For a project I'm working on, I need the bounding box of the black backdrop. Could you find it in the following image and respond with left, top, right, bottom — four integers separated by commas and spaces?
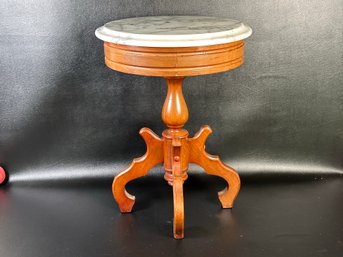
0, 1, 343, 257
1, 0, 342, 182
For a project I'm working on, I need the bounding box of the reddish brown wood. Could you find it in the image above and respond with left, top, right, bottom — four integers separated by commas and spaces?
172, 156, 185, 239
188, 126, 240, 208
104, 41, 244, 77
107, 41, 244, 239
112, 128, 163, 212
162, 77, 189, 128
112, 78, 241, 239
162, 128, 189, 187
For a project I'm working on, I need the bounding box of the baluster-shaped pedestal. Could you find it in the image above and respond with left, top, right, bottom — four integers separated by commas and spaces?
112, 77, 240, 239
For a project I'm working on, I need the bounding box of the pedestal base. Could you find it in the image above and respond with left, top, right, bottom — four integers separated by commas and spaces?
112, 125, 240, 239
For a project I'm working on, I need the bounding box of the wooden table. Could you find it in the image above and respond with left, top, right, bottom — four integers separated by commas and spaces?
95, 16, 252, 239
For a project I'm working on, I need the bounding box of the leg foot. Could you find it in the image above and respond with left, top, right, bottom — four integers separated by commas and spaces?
189, 126, 241, 208
112, 128, 163, 212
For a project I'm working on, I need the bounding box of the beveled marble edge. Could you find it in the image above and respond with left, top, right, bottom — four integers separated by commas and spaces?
95, 22, 252, 47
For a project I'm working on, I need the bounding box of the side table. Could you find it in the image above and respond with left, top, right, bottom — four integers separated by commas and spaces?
95, 16, 252, 239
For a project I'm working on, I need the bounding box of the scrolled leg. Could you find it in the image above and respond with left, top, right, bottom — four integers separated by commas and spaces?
189, 125, 241, 208
112, 128, 164, 212
172, 154, 185, 239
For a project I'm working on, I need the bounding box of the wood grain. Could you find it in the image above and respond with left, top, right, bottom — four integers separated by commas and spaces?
188, 126, 240, 208
112, 128, 163, 212
106, 40, 244, 239
162, 77, 189, 128
104, 41, 244, 77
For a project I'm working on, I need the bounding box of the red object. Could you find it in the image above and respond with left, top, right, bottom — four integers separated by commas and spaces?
0, 167, 6, 185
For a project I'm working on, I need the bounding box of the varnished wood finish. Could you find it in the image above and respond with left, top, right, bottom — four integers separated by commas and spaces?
104, 41, 244, 77
172, 157, 185, 239
112, 128, 163, 212
188, 126, 240, 208
162, 128, 189, 186
162, 77, 189, 239
162, 77, 189, 128
107, 41, 244, 239
112, 78, 241, 239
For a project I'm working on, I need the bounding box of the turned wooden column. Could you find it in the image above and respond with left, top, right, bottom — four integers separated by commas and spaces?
162, 77, 189, 239
95, 15, 252, 239
162, 77, 189, 185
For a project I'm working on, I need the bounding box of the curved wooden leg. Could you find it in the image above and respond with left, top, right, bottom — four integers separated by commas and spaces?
112, 127, 164, 213
172, 156, 185, 239
188, 125, 241, 208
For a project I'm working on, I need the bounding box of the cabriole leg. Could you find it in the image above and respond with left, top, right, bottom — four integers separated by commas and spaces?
188, 125, 241, 208
112, 128, 163, 212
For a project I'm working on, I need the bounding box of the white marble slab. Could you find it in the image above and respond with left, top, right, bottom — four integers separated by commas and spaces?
95, 16, 252, 47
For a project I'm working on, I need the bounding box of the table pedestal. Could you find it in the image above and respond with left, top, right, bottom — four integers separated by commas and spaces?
113, 77, 240, 239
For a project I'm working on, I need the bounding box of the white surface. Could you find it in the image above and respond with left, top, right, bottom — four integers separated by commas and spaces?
95, 16, 252, 47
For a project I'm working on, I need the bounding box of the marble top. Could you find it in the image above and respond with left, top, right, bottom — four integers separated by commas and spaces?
95, 16, 252, 47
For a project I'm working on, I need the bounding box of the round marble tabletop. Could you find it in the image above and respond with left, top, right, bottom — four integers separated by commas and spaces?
95, 16, 252, 47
